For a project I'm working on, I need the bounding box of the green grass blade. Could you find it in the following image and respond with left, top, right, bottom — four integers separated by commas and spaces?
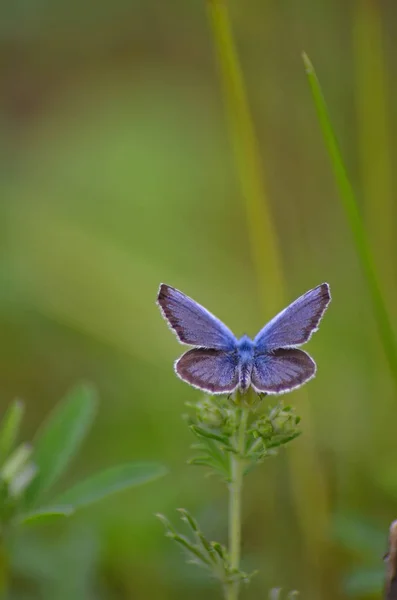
0, 400, 24, 466
15, 505, 74, 525
24, 383, 97, 507
53, 462, 167, 510
302, 52, 397, 383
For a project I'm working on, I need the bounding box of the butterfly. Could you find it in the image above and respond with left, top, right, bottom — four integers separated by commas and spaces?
157, 282, 331, 395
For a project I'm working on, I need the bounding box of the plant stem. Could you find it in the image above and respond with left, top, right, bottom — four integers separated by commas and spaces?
226, 403, 248, 600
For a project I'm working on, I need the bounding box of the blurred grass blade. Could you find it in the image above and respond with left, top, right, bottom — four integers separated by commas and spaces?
207, 0, 284, 314
25, 384, 97, 507
0, 400, 24, 466
302, 52, 397, 384
54, 462, 167, 509
15, 505, 74, 525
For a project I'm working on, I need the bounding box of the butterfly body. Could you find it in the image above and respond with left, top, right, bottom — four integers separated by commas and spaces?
157, 282, 331, 395
236, 335, 255, 392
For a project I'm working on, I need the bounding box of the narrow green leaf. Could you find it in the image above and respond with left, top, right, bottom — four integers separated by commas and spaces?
172, 535, 212, 566
15, 505, 74, 525
54, 462, 167, 509
303, 52, 397, 385
0, 400, 24, 465
197, 531, 217, 561
25, 383, 97, 507
212, 542, 226, 560
190, 425, 229, 444
187, 458, 216, 467
177, 508, 200, 533
156, 513, 178, 535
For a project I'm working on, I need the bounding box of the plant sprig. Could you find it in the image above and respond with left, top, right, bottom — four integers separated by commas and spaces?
157, 508, 256, 589
0, 384, 167, 593
186, 395, 301, 481
160, 392, 301, 598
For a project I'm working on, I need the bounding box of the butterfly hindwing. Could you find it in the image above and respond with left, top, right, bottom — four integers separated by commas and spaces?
157, 284, 237, 350
254, 283, 331, 351
175, 348, 239, 394
251, 348, 316, 394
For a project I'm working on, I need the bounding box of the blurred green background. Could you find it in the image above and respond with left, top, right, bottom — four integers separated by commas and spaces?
0, 0, 396, 598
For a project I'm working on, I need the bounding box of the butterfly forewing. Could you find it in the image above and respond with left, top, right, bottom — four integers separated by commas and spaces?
251, 348, 316, 394
157, 284, 237, 350
175, 348, 239, 394
254, 283, 331, 351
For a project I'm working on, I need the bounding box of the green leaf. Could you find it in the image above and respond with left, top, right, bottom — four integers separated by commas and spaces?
24, 383, 97, 507
54, 462, 167, 509
0, 399, 24, 465
178, 508, 200, 533
170, 534, 212, 566
190, 425, 229, 445
156, 513, 178, 535
15, 505, 74, 525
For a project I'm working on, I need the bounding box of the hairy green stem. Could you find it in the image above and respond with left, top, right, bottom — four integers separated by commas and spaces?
226, 403, 248, 600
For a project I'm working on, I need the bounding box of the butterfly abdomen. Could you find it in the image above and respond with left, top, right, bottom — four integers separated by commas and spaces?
238, 363, 252, 392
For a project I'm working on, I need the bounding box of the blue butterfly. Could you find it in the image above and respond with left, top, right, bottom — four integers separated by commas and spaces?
157, 283, 331, 395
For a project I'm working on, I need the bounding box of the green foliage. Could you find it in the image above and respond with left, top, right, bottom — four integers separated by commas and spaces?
186, 396, 301, 481
55, 462, 167, 509
161, 393, 301, 598
0, 383, 167, 581
157, 509, 256, 589
24, 384, 98, 507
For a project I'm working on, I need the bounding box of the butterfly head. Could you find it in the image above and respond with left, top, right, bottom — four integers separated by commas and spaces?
236, 335, 254, 355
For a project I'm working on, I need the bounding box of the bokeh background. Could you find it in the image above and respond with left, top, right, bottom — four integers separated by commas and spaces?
1, 0, 396, 598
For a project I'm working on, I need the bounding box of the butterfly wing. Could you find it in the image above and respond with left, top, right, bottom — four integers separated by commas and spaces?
175, 348, 239, 394
254, 283, 331, 351
157, 284, 236, 350
251, 348, 316, 394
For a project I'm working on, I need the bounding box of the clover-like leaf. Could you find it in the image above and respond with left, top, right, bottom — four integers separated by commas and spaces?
53, 462, 167, 510
24, 384, 97, 507
15, 505, 74, 525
